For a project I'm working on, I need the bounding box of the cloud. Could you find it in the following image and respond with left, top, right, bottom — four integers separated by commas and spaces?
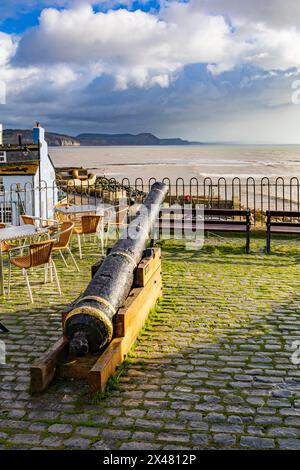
1, 61, 298, 144
0, 32, 17, 66
201, 0, 300, 30
8, 0, 300, 93
240, 24, 300, 72
12, 2, 248, 89
1, 1, 300, 142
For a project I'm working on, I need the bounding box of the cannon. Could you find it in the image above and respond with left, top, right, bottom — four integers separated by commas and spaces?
65, 182, 168, 356
30, 182, 168, 393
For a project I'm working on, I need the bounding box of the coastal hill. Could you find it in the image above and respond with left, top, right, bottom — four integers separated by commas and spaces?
3, 129, 80, 147
3, 129, 199, 146
76, 132, 192, 146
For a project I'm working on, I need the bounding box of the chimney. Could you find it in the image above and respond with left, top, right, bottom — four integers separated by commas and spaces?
33, 121, 45, 145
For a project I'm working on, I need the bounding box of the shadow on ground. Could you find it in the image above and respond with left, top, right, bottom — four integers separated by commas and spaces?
0, 236, 300, 450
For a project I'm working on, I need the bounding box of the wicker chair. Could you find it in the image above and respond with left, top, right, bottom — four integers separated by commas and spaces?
21, 214, 57, 229
52, 221, 80, 272
20, 215, 35, 226
8, 240, 61, 303
54, 202, 71, 223
73, 214, 103, 259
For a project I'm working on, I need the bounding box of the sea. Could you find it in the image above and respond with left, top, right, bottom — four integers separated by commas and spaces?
50, 145, 300, 183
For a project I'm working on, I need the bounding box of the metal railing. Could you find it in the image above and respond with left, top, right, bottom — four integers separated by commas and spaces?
1, 176, 300, 225
119, 176, 300, 225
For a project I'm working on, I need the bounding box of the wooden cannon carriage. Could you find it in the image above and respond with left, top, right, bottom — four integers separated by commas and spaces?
30, 248, 161, 394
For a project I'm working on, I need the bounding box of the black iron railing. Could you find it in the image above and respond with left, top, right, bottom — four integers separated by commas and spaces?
120, 177, 300, 225
1, 176, 300, 225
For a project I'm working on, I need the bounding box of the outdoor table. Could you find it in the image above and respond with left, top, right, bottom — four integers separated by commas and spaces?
54, 204, 112, 216
0, 225, 49, 297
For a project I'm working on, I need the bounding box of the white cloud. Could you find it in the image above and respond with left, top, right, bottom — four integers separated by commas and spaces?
201, 0, 300, 30
0, 32, 17, 66
2, 0, 300, 143
6, 0, 300, 95
242, 24, 300, 71
12, 2, 247, 89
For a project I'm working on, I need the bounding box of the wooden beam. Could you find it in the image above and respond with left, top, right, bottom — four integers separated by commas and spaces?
114, 265, 162, 342
89, 264, 161, 393
88, 338, 122, 394
58, 354, 99, 379
30, 337, 68, 393
134, 248, 161, 287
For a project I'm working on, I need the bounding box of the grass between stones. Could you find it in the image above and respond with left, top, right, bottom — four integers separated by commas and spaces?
1, 233, 300, 449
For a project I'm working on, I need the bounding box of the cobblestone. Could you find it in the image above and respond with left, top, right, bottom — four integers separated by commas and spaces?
240, 436, 276, 449
48, 424, 73, 434
1, 237, 300, 449
63, 438, 92, 449
278, 439, 300, 450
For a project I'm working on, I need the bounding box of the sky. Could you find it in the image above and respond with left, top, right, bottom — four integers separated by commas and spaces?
1, 0, 300, 143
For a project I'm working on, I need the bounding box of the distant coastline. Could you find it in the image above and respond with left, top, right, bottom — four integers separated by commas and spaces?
3, 129, 205, 147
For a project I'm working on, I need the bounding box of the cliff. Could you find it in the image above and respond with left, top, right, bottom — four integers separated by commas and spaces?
3, 129, 80, 147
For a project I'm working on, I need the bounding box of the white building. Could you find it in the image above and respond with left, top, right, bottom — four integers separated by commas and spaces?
0, 123, 58, 224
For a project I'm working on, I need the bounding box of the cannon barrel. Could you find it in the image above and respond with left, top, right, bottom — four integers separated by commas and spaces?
65, 182, 168, 356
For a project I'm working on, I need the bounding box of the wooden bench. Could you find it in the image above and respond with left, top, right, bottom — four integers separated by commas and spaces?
156, 208, 251, 253
266, 210, 300, 253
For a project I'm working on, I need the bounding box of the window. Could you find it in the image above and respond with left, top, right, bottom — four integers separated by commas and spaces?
0, 204, 12, 223
0, 151, 6, 163
0, 177, 3, 194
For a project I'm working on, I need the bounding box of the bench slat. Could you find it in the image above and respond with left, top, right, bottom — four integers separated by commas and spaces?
204, 209, 249, 217
159, 208, 249, 217
270, 222, 300, 227
268, 210, 300, 218
156, 222, 248, 232
204, 224, 248, 232
270, 226, 300, 234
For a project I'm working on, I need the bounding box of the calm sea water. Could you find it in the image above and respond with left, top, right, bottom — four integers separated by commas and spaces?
50, 145, 300, 182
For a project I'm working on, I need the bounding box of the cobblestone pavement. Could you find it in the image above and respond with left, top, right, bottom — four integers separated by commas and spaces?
0, 236, 300, 450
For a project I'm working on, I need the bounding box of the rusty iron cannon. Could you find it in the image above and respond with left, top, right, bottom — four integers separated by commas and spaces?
31, 182, 168, 393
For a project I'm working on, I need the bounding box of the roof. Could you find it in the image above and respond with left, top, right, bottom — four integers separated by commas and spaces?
0, 162, 39, 176
0, 145, 39, 163
0, 144, 39, 175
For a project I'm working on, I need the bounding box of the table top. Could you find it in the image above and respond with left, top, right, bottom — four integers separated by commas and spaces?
0, 225, 48, 242
54, 203, 113, 215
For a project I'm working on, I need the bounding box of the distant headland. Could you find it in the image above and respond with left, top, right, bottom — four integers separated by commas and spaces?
3, 129, 204, 147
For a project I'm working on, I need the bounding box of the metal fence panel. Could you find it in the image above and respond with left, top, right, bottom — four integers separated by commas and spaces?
1, 177, 300, 225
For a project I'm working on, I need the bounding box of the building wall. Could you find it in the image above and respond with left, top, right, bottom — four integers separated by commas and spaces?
0, 174, 35, 224
33, 125, 58, 221
0, 125, 58, 224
